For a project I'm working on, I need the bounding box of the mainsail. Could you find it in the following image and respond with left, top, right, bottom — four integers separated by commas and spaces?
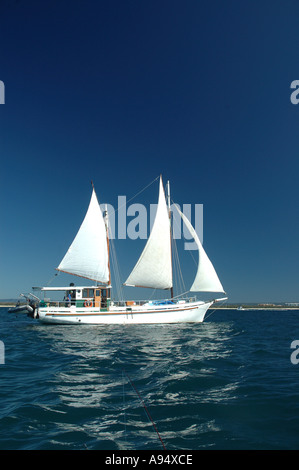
124, 176, 172, 289
56, 188, 110, 283
174, 204, 225, 293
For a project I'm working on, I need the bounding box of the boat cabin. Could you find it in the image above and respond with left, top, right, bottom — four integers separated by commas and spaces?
73, 286, 111, 308
37, 285, 111, 309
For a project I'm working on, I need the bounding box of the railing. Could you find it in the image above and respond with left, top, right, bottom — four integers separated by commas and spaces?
38, 296, 198, 308
106, 297, 198, 307
39, 299, 106, 308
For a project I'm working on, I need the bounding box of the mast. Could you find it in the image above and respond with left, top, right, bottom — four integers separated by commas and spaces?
104, 203, 111, 286
166, 180, 174, 299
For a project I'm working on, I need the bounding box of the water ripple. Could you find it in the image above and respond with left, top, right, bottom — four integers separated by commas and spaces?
1, 309, 299, 449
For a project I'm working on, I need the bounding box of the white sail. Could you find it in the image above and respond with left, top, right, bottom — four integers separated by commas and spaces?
57, 188, 109, 283
175, 205, 225, 293
124, 177, 172, 289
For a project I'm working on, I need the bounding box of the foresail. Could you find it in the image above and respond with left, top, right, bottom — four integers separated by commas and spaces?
175, 205, 225, 293
124, 176, 172, 289
57, 188, 110, 283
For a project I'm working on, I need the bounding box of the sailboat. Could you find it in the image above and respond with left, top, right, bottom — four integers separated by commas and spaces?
23, 176, 227, 324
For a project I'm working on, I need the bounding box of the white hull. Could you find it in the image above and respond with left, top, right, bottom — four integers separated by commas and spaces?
37, 300, 213, 325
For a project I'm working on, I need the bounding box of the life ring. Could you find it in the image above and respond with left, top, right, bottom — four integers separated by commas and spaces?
84, 300, 92, 307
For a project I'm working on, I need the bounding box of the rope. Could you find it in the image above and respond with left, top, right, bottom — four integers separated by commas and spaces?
171, 236, 186, 296
204, 298, 228, 320
45, 271, 60, 286
123, 370, 166, 450
108, 225, 124, 302
112, 175, 160, 215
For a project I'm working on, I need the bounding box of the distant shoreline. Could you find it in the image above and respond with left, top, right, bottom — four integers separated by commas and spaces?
0, 303, 19, 307
1, 302, 299, 311
212, 306, 299, 311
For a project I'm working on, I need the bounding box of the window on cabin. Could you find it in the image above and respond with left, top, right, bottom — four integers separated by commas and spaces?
83, 288, 94, 298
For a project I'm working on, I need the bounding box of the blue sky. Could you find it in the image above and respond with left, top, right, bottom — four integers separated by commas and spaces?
0, 0, 299, 302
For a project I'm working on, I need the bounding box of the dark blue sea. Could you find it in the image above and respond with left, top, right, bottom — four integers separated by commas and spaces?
1, 307, 299, 451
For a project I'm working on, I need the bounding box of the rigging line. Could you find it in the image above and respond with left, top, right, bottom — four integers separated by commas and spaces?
172, 290, 191, 299
45, 271, 60, 286
123, 370, 167, 451
172, 201, 199, 268
172, 235, 186, 295
110, 175, 160, 215
171, 204, 188, 295
108, 225, 124, 301
204, 298, 227, 321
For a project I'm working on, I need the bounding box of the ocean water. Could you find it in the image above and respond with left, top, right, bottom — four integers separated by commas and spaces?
0, 307, 299, 451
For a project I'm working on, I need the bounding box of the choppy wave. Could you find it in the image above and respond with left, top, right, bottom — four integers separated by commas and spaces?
1, 308, 299, 449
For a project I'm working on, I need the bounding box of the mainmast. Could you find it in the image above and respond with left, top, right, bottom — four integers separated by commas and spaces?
103, 203, 111, 286
166, 180, 174, 299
